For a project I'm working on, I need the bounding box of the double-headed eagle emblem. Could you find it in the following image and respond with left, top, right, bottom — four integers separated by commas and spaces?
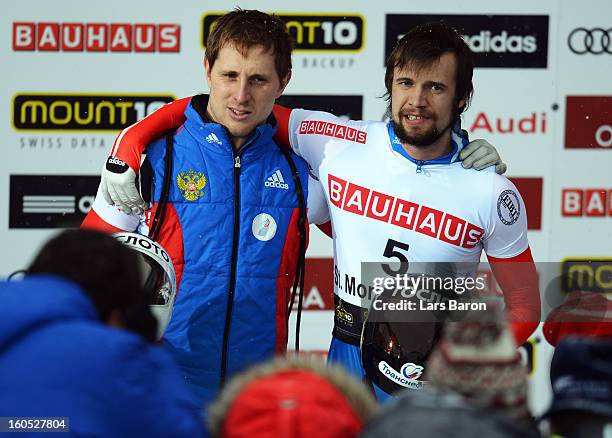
176, 170, 206, 201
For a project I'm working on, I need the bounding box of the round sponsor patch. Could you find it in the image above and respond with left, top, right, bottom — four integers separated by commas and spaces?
252, 213, 277, 241
497, 190, 520, 225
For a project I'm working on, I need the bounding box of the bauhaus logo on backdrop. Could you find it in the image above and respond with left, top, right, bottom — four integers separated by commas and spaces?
9, 175, 99, 228
561, 189, 612, 217
12, 22, 180, 52
13, 94, 175, 131
565, 96, 612, 149
384, 14, 549, 68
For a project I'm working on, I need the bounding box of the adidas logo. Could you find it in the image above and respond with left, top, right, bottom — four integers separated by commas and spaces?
206, 132, 222, 145
265, 170, 289, 190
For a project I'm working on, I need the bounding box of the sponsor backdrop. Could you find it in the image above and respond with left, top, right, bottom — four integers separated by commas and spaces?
2, 0, 610, 415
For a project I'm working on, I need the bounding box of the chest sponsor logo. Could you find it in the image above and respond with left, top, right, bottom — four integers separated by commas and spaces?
265, 170, 289, 190
561, 188, 612, 217
252, 213, 277, 242
13, 22, 180, 52
385, 14, 548, 68
299, 120, 367, 144
13, 94, 174, 131
565, 96, 612, 149
9, 175, 98, 228
176, 170, 206, 201
327, 174, 485, 248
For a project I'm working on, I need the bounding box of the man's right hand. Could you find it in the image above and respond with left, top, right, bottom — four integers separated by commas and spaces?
100, 157, 146, 215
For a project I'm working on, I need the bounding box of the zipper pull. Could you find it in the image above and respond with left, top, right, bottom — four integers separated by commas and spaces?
234, 156, 241, 168
416, 160, 424, 173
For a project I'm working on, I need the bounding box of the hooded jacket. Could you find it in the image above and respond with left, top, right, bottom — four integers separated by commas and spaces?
0, 275, 205, 438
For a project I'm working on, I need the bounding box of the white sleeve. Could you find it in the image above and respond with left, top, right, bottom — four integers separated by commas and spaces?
287, 109, 366, 178
90, 186, 142, 231
483, 175, 529, 258
306, 176, 330, 225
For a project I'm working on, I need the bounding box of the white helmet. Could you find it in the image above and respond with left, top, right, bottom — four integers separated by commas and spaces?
113, 232, 176, 340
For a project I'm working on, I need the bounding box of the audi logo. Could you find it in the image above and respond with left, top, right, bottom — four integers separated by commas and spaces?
568, 28, 612, 54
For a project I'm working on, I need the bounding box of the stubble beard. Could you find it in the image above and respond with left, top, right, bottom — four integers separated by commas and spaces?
392, 115, 452, 148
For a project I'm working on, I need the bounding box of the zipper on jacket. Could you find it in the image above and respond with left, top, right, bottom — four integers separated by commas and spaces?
416, 160, 424, 173
220, 155, 242, 385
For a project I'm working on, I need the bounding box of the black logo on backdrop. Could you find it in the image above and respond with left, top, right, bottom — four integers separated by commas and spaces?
203, 14, 364, 51
568, 28, 612, 54
384, 14, 549, 68
10, 175, 99, 228
13, 94, 174, 130
277, 95, 363, 120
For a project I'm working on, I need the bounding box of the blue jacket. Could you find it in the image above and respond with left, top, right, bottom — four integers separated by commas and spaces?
144, 95, 310, 406
0, 276, 205, 437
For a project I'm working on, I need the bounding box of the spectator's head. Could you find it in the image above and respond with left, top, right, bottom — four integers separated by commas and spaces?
204, 9, 293, 148
208, 355, 378, 438
543, 337, 612, 437
384, 21, 474, 147
425, 300, 530, 419
27, 229, 157, 340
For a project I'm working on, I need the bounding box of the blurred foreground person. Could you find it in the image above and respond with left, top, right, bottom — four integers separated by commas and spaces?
541, 337, 612, 438
360, 301, 539, 437
0, 229, 205, 437
208, 355, 378, 438
543, 290, 612, 346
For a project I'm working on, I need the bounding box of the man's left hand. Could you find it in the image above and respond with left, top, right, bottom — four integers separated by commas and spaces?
460, 139, 507, 174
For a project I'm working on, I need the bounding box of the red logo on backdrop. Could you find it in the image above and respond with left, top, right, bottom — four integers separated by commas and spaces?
468, 112, 547, 135
565, 96, 612, 149
12, 22, 180, 52
302, 258, 334, 310
509, 177, 543, 230
562, 188, 612, 217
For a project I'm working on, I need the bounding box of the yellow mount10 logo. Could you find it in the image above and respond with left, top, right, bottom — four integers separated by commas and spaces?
202, 13, 364, 51
561, 258, 612, 294
13, 94, 175, 131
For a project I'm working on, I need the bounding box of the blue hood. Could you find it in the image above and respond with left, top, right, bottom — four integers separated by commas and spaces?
0, 275, 98, 352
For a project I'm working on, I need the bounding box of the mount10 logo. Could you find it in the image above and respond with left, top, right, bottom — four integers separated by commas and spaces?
202, 13, 364, 51
13, 94, 174, 131
385, 14, 549, 68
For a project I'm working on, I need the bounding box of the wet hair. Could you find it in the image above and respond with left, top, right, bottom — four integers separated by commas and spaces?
27, 229, 157, 340
205, 8, 294, 81
384, 21, 474, 120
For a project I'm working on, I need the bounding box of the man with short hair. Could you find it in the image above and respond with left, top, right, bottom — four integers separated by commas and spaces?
0, 230, 205, 437
84, 9, 321, 407
84, 15, 512, 393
